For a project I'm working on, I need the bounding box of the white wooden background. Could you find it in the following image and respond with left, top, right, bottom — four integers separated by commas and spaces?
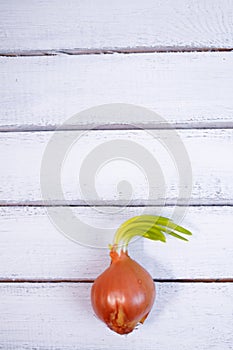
0, 1, 233, 349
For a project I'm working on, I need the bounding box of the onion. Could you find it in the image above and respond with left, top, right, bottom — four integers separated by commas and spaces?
91, 249, 155, 334
91, 215, 192, 334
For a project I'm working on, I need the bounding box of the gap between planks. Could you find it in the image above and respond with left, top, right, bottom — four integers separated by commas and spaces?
1, 124, 233, 133
0, 278, 232, 283
1, 203, 233, 207
0, 46, 232, 57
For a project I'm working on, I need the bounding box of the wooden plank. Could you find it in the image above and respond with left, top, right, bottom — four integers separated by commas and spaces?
0, 129, 232, 205
1, 206, 233, 280
0, 52, 233, 130
0, 282, 232, 349
0, 0, 232, 52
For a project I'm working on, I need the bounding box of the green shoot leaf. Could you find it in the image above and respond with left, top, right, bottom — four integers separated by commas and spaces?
112, 215, 192, 250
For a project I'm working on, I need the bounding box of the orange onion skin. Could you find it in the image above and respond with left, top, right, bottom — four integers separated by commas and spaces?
91, 250, 155, 335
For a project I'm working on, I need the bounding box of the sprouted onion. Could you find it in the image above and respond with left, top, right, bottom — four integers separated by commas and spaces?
91, 215, 192, 335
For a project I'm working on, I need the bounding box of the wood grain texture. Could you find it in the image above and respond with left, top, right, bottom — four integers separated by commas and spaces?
1, 2, 232, 348
1, 206, 233, 280
0, 129, 233, 205
0, 282, 232, 349
0, 0, 232, 52
0, 52, 233, 130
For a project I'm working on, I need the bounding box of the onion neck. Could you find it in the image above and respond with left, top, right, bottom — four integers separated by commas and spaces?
109, 248, 129, 262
